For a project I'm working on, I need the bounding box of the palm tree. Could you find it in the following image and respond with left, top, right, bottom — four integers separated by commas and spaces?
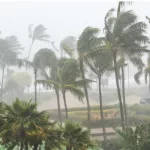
77, 27, 99, 128
33, 49, 63, 124
37, 58, 87, 120
61, 120, 94, 150
19, 48, 56, 102
103, 6, 149, 129
28, 24, 49, 60
0, 36, 22, 101
86, 43, 113, 141
0, 98, 54, 150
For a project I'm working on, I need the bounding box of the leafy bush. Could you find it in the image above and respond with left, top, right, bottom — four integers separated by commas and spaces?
100, 136, 123, 150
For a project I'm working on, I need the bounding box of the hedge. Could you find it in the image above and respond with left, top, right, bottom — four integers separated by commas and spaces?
82, 116, 150, 128
61, 105, 119, 112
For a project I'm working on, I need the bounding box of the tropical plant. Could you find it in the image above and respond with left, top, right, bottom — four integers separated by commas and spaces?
19, 48, 56, 102
103, 4, 149, 129
61, 120, 94, 150
37, 58, 87, 119
86, 41, 113, 141
28, 24, 49, 60
0, 36, 22, 101
100, 136, 124, 150
77, 27, 99, 128
115, 122, 150, 150
0, 98, 55, 150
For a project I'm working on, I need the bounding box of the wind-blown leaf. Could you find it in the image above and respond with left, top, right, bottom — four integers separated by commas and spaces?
134, 70, 142, 84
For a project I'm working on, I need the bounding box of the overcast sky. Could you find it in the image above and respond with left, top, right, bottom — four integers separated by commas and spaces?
0, 1, 149, 59
0, 0, 149, 85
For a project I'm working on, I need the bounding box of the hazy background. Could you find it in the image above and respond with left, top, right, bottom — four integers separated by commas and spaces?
0, 0, 149, 87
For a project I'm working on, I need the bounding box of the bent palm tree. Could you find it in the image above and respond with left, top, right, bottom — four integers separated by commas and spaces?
19, 48, 56, 102
86, 41, 113, 141
104, 7, 149, 129
77, 27, 99, 128
37, 58, 88, 119
28, 24, 49, 60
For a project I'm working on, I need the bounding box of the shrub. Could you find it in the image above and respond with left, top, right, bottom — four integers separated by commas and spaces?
100, 136, 124, 150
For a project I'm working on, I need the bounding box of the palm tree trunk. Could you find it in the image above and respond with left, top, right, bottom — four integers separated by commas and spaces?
98, 74, 106, 141
149, 74, 150, 92
55, 88, 62, 124
80, 60, 91, 128
27, 40, 34, 60
34, 70, 37, 103
121, 66, 128, 126
33, 144, 38, 150
20, 141, 24, 150
128, 62, 130, 89
25, 141, 28, 150
0, 66, 4, 101
62, 90, 68, 119
113, 51, 125, 130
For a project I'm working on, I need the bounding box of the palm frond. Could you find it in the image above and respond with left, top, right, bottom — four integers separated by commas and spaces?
134, 70, 142, 84
114, 10, 137, 38
32, 24, 50, 42
146, 16, 150, 23
144, 69, 148, 84
36, 79, 59, 88
64, 85, 84, 101
60, 36, 76, 57
130, 56, 145, 70
117, 1, 132, 16
77, 27, 99, 54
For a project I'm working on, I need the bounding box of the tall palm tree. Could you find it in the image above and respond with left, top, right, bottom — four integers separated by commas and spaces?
115, 1, 145, 126
33, 49, 62, 124
104, 7, 149, 129
37, 58, 88, 119
19, 48, 56, 102
0, 36, 22, 101
77, 27, 99, 128
28, 24, 49, 60
86, 44, 113, 141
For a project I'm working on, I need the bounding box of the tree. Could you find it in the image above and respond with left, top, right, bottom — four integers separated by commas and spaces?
28, 24, 49, 60
115, 122, 150, 150
61, 120, 94, 150
104, 6, 149, 129
0, 98, 54, 150
19, 48, 56, 102
0, 36, 22, 101
86, 42, 113, 141
77, 27, 99, 128
37, 58, 87, 119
